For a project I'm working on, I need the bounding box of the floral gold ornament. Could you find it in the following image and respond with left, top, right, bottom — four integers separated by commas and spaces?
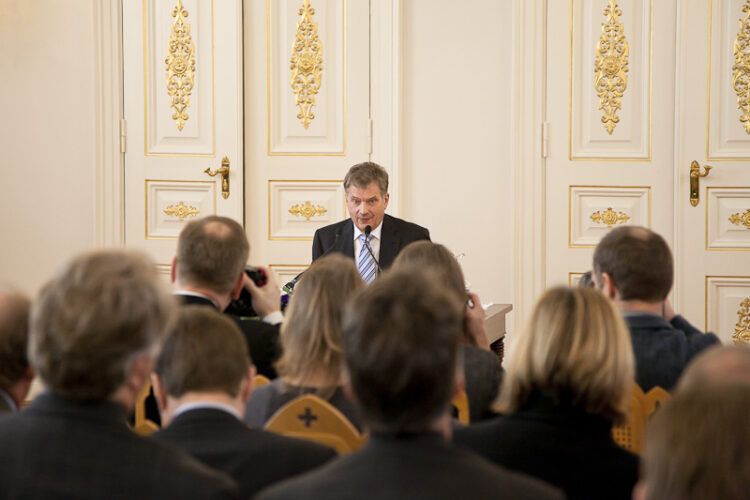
728, 208, 750, 229
590, 207, 630, 228
733, 297, 750, 344
163, 201, 199, 221
594, 0, 629, 135
290, 0, 323, 129
165, 0, 196, 131
289, 201, 327, 221
733, 0, 750, 134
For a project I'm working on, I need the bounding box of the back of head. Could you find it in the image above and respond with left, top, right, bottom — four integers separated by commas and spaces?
498, 286, 634, 424
176, 215, 249, 294
155, 306, 250, 397
276, 254, 363, 386
391, 241, 466, 301
0, 289, 31, 391
344, 161, 389, 196
642, 383, 750, 500
342, 268, 462, 434
30, 250, 175, 402
593, 226, 673, 302
677, 346, 750, 391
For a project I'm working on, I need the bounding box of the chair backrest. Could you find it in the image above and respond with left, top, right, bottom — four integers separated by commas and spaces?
253, 374, 271, 387
133, 381, 160, 436
612, 382, 671, 454
452, 389, 470, 425
264, 394, 366, 454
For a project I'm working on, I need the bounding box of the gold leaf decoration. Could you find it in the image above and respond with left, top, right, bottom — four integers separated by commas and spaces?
594, 0, 629, 134
289, 201, 327, 221
163, 201, 199, 221
590, 207, 630, 228
733, 1, 750, 134
729, 209, 750, 229
290, 0, 323, 129
165, 0, 196, 131
733, 297, 750, 344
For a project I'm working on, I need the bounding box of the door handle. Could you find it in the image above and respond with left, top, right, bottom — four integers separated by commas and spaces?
205, 156, 230, 199
689, 160, 712, 207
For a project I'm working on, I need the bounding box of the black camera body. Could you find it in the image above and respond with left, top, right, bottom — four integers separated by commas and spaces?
225, 266, 267, 318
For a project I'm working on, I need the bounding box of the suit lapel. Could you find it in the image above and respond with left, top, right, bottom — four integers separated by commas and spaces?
379, 215, 399, 269
339, 220, 355, 259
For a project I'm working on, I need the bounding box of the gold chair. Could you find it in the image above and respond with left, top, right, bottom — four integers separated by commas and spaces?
133, 381, 160, 436
264, 394, 366, 455
612, 383, 671, 454
253, 374, 271, 387
452, 389, 470, 425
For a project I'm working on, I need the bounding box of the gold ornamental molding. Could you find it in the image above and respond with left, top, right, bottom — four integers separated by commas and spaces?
733, 297, 750, 344
290, 0, 323, 130
729, 208, 750, 229
594, 0, 629, 135
163, 201, 199, 221
165, 0, 196, 131
590, 207, 630, 228
733, 1, 750, 134
289, 201, 327, 221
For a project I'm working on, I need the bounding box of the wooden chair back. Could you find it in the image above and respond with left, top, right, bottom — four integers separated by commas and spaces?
133, 381, 160, 436
253, 374, 271, 387
612, 382, 671, 454
452, 389, 470, 425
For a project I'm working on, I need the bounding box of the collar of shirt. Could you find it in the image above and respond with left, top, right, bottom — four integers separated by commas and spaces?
0, 389, 17, 412
353, 220, 383, 263
172, 401, 241, 421
173, 290, 220, 309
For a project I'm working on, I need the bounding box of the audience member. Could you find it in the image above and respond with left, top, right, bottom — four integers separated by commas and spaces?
577, 271, 595, 288
391, 241, 502, 422
0, 250, 237, 499
593, 226, 720, 391
0, 289, 33, 413
676, 345, 750, 390
635, 383, 750, 500
455, 287, 638, 500
256, 269, 563, 500
151, 306, 336, 498
245, 254, 364, 430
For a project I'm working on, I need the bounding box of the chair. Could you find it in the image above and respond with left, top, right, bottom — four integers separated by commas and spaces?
264, 394, 366, 454
253, 374, 271, 387
133, 381, 160, 436
612, 383, 671, 454
452, 389, 470, 425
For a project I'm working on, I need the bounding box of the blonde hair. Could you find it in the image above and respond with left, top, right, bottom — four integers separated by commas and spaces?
275, 254, 363, 387
497, 286, 634, 424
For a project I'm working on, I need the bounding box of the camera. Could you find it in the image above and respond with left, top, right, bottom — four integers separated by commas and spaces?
225, 266, 267, 318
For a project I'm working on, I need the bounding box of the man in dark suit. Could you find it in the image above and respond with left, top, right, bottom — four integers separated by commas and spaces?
151, 306, 336, 498
0, 289, 33, 414
593, 226, 720, 391
0, 250, 237, 499
256, 269, 563, 500
312, 162, 430, 282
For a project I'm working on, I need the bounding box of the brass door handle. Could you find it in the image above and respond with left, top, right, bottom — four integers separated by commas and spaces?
205, 156, 230, 199
689, 160, 712, 207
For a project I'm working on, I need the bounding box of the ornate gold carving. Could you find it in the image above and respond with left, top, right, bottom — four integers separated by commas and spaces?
590, 207, 630, 228
165, 0, 196, 131
290, 0, 323, 129
733, 298, 750, 344
594, 0, 629, 135
289, 201, 327, 221
163, 201, 199, 221
729, 209, 750, 229
733, 1, 750, 134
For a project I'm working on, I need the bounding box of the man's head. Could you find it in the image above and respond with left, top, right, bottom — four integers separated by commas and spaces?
638, 383, 750, 500
341, 268, 463, 434
0, 289, 33, 407
344, 162, 390, 233
677, 346, 750, 391
593, 226, 673, 303
29, 250, 175, 406
174, 215, 249, 296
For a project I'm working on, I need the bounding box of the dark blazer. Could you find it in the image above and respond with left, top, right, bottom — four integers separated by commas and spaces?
256, 433, 564, 500
462, 344, 503, 423
311, 214, 430, 269
625, 313, 721, 391
454, 393, 639, 500
0, 393, 237, 499
152, 408, 335, 498
0, 389, 16, 414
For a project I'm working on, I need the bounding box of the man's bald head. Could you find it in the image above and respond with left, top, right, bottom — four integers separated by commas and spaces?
677, 346, 750, 391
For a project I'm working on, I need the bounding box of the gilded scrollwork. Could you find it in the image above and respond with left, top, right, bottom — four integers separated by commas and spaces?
165, 0, 196, 131
729, 208, 750, 229
290, 0, 323, 129
163, 201, 199, 221
590, 207, 630, 228
594, 0, 629, 135
733, 297, 750, 344
733, 1, 750, 134
289, 201, 327, 221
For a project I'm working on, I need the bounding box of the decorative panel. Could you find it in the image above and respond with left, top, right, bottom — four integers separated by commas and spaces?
570, 0, 651, 159
146, 180, 216, 239
144, 0, 215, 156
269, 180, 345, 240
706, 276, 750, 344
707, 0, 750, 160
706, 187, 750, 249
270, 264, 309, 288
569, 272, 585, 287
268, 0, 346, 155
569, 186, 651, 247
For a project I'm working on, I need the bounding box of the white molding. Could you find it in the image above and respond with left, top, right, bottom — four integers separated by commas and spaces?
93, 0, 124, 248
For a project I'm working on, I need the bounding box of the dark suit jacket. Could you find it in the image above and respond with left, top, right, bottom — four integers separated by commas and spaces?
454, 393, 639, 500
151, 408, 335, 498
462, 344, 503, 423
256, 433, 564, 500
0, 389, 16, 414
0, 393, 237, 499
311, 214, 430, 270
625, 313, 721, 391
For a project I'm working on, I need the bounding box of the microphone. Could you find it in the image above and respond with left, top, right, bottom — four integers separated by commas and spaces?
363, 225, 382, 275
286, 229, 342, 291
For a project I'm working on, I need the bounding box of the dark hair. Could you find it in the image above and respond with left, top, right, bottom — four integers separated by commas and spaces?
577, 271, 596, 288
593, 226, 673, 302
342, 268, 462, 433
176, 215, 249, 294
343, 162, 389, 197
155, 306, 250, 398
0, 291, 31, 389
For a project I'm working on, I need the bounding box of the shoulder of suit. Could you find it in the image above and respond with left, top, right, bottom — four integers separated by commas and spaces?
384, 214, 429, 234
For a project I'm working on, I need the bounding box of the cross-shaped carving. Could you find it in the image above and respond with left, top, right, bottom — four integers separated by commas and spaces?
297, 407, 318, 428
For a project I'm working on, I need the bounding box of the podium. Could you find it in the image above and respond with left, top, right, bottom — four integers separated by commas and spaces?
485, 303, 512, 364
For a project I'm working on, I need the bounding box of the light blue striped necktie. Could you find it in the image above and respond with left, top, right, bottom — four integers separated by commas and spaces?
358, 233, 377, 284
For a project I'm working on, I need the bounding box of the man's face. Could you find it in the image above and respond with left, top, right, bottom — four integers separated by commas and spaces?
346, 182, 389, 233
